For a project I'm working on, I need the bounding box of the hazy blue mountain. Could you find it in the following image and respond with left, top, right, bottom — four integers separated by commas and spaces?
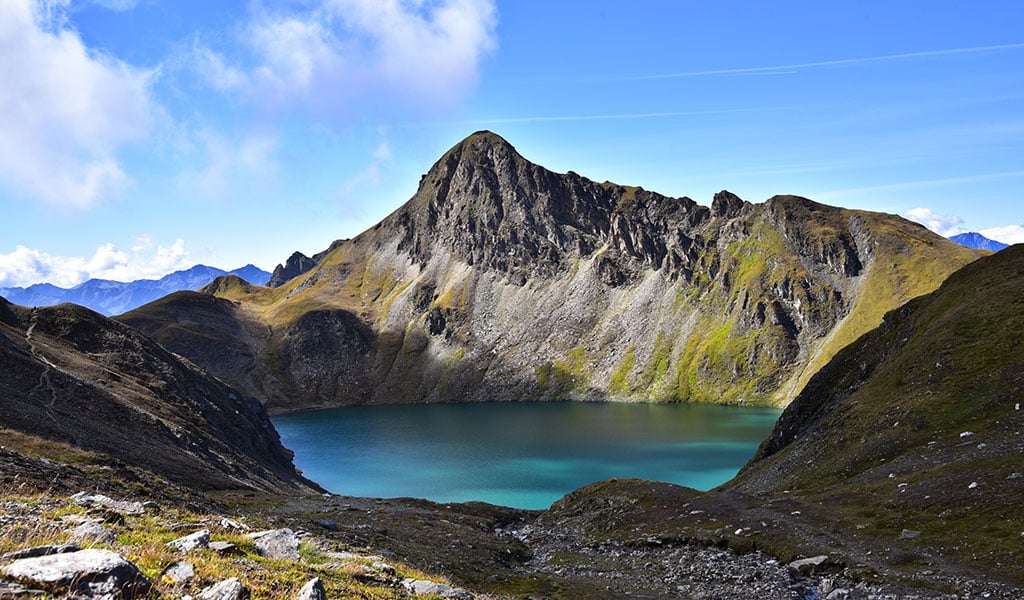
0, 264, 270, 316
949, 232, 1009, 251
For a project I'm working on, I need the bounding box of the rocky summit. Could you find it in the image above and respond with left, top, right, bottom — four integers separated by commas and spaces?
122, 131, 979, 413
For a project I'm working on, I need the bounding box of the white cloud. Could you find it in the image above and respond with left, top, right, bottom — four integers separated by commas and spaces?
903, 207, 965, 237
0, 238, 193, 288
904, 207, 1024, 246
978, 224, 1024, 245
0, 0, 156, 209
193, 0, 496, 117
183, 131, 278, 198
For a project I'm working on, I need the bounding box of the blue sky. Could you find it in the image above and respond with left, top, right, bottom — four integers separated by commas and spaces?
1, 0, 1023, 287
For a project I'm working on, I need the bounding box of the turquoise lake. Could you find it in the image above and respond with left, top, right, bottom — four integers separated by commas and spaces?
273, 401, 781, 510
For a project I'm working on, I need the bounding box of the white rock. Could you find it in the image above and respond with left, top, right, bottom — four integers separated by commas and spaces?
1, 548, 150, 599
295, 577, 326, 600
197, 577, 249, 600
69, 521, 116, 545
252, 528, 299, 560
402, 578, 473, 599
167, 529, 211, 553
162, 561, 195, 584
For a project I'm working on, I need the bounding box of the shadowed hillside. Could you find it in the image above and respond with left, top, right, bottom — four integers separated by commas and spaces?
0, 298, 313, 493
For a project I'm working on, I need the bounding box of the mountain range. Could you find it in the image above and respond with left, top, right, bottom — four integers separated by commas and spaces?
121, 131, 980, 413
0, 264, 270, 316
0, 130, 1020, 596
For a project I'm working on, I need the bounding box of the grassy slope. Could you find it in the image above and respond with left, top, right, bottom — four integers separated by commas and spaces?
729, 243, 1024, 583
534, 247, 1023, 593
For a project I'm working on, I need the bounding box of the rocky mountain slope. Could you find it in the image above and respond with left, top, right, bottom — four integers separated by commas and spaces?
527, 244, 1024, 595
0, 264, 271, 317
0, 298, 311, 492
122, 132, 980, 412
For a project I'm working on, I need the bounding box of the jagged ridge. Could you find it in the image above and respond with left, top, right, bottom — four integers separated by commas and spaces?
122, 131, 981, 412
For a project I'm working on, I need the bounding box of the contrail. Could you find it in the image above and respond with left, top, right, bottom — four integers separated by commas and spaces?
815, 170, 1024, 200
623, 42, 1024, 81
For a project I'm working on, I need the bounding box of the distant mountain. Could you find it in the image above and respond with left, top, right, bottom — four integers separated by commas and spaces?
949, 231, 1009, 251
0, 264, 270, 316
121, 131, 982, 412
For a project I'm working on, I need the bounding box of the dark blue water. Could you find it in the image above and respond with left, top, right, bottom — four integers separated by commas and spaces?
273, 401, 780, 510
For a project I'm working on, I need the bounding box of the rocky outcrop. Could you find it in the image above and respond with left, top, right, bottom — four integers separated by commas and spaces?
1, 549, 151, 599
268, 252, 318, 288
267, 239, 348, 288
122, 131, 981, 411
0, 299, 313, 491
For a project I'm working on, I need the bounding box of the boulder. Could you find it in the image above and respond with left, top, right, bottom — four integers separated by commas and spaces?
2, 544, 80, 561
787, 554, 830, 575
295, 577, 326, 600
401, 578, 474, 599
197, 577, 249, 600
250, 528, 300, 560
69, 492, 145, 516
161, 561, 195, 585
209, 541, 240, 555
69, 521, 116, 545
1, 548, 151, 599
167, 529, 211, 553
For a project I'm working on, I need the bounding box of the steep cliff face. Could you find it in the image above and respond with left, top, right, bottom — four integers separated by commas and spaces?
122, 131, 980, 412
0, 298, 313, 492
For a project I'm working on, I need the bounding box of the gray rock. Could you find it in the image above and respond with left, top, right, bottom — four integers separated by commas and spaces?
0, 580, 43, 596
168, 529, 211, 553
787, 554, 829, 574
251, 528, 300, 560
69, 492, 146, 516
295, 577, 326, 600
70, 521, 116, 545
899, 529, 921, 539
208, 541, 240, 555
1, 548, 151, 599
219, 518, 249, 531
197, 577, 249, 600
161, 561, 195, 584
313, 519, 338, 531
2, 544, 80, 561
401, 577, 474, 599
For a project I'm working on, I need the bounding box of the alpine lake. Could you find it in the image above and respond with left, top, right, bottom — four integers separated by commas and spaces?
273, 401, 782, 510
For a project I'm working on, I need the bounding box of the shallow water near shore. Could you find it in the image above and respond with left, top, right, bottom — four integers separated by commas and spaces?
273, 401, 781, 510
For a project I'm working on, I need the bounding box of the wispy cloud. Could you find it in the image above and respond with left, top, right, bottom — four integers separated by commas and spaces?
179, 130, 278, 199
191, 0, 497, 118
622, 42, 1024, 81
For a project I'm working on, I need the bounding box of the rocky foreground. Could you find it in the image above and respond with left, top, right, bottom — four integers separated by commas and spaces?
3, 479, 1020, 600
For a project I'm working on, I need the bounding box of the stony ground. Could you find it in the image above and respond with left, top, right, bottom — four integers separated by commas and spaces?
3, 445, 1022, 599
